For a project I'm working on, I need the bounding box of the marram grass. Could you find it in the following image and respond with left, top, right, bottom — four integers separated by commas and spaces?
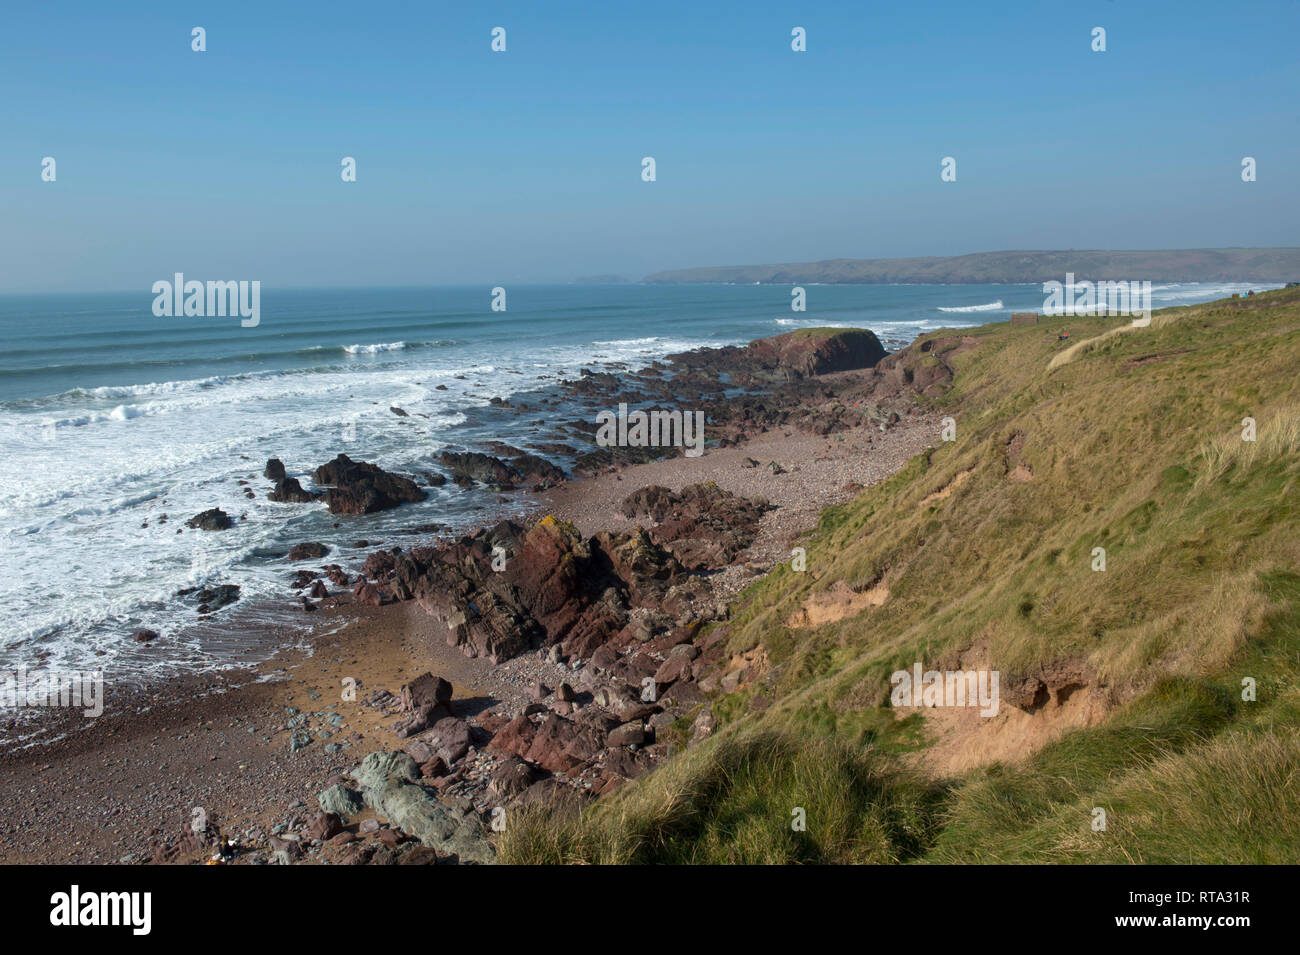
501, 288, 1300, 865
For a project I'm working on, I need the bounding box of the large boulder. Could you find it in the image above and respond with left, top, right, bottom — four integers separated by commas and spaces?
488, 712, 605, 775
653, 642, 700, 685
288, 541, 330, 561
438, 452, 520, 489
487, 715, 537, 758
423, 717, 472, 765
487, 755, 537, 801
185, 508, 232, 531
607, 721, 648, 748
400, 673, 453, 712
312, 454, 427, 515
349, 751, 493, 863
307, 812, 344, 841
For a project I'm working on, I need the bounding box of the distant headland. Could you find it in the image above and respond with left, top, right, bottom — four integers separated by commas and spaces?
643, 248, 1300, 285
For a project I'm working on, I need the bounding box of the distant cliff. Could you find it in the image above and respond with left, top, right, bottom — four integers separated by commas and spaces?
644, 249, 1300, 285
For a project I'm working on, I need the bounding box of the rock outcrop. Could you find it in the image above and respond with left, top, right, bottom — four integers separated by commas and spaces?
185, 507, 232, 531
619, 482, 766, 570
348, 752, 493, 863
312, 454, 427, 515
288, 541, 330, 561
348, 510, 728, 665
667, 327, 886, 383
268, 477, 319, 503
438, 450, 567, 490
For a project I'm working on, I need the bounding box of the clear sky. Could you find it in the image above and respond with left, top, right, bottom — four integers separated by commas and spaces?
2, 0, 1297, 291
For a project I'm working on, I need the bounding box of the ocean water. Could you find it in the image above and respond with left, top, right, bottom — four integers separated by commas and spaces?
0, 281, 1273, 687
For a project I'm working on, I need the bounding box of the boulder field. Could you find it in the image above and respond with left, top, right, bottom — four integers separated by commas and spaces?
225, 481, 768, 864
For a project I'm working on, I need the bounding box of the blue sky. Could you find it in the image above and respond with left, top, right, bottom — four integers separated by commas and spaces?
2, 0, 1297, 291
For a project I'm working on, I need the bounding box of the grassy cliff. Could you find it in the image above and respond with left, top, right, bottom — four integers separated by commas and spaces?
503, 287, 1300, 864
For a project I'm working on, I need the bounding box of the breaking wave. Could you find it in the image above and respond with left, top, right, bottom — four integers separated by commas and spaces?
937, 300, 1004, 313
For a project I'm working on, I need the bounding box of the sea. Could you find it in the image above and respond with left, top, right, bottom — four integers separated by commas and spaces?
0, 281, 1274, 694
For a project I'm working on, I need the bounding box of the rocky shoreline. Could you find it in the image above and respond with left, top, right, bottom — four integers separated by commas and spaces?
0, 326, 959, 864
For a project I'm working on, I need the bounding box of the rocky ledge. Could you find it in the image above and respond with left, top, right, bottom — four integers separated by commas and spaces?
312, 454, 428, 515
666, 327, 887, 383
338, 480, 761, 665
210, 478, 774, 864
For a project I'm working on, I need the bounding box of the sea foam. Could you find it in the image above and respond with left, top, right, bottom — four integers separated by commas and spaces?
937, 300, 1004, 313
